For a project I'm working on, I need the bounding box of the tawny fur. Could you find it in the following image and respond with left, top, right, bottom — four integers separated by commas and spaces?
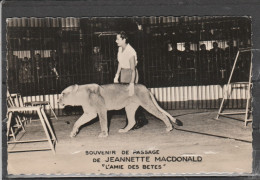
58, 83, 182, 138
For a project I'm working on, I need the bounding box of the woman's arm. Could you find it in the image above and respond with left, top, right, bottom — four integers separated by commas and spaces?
128, 56, 136, 96
129, 56, 136, 83
114, 62, 121, 83
116, 62, 122, 76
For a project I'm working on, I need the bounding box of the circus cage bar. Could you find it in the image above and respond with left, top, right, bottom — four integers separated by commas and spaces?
6, 16, 251, 116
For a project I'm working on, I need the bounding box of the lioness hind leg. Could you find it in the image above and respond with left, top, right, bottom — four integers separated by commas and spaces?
97, 110, 109, 138
142, 102, 173, 132
70, 113, 97, 137
119, 103, 139, 133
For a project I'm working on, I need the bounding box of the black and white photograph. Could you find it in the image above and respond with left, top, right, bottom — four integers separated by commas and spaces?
4, 15, 254, 175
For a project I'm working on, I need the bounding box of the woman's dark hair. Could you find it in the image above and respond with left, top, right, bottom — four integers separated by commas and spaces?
118, 31, 129, 44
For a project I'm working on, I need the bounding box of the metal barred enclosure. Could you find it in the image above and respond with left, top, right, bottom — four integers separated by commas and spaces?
6, 17, 252, 115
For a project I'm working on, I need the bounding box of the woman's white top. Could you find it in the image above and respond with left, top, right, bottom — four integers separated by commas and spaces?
117, 44, 138, 69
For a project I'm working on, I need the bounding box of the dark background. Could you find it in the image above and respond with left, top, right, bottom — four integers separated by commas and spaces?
6, 17, 251, 96
2, 0, 260, 179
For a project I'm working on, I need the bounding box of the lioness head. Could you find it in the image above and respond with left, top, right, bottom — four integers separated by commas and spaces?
58, 84, 79, 107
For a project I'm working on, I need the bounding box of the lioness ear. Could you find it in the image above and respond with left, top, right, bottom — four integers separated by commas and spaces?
62, 85, 73, 93
73, 84, 79, 92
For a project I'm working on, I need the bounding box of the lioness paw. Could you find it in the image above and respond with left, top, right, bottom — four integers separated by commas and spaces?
98, 132, 108, 138
166, 126, 173, 132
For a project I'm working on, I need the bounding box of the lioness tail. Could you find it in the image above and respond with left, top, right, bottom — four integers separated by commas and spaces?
149, 92, 183, 126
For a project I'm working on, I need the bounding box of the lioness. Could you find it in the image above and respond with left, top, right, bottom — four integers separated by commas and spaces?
58, 83, 182, 137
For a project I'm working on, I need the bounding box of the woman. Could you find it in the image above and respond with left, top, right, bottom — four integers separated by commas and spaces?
114, 31, 138, 96
114, 31, 147, 129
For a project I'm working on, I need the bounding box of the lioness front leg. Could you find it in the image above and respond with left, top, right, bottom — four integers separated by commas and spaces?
119, 104, 139, 133
70, 113, 97, 137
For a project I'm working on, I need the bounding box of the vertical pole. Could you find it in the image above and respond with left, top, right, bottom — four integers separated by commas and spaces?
6, 112, 13, 139
216, 50, 240, 119
37, 108, 56, 154
245, 59, 252, 126
40, 107, 57, 143
48, 103, 58, 120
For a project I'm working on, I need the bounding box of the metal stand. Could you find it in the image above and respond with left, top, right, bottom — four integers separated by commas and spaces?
216, 48, 252, 126
25, 101, 58, 120
7, 106, 57, 154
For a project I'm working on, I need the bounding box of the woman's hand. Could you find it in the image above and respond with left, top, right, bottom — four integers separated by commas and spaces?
128, 83, 134, 96
114, 74, 119, 83
114, 63, 121, 83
